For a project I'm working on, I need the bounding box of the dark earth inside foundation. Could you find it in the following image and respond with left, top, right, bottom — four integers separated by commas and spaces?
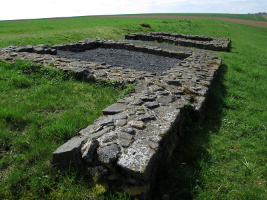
57, 48, 182, 74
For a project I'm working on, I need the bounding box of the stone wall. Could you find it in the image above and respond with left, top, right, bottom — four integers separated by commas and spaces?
0, 33, 229, 199
125, 32, 231, 51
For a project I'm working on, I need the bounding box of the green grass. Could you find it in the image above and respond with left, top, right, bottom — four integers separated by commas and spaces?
0, 17, 147, 47
151, 13, 267, 22
0, 60, 127, 199
0, 15, 267, 199
149, 19, 267, 200
1, 13, 265, 48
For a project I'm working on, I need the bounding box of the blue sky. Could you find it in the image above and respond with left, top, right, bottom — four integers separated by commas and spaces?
1, 0, 266, 21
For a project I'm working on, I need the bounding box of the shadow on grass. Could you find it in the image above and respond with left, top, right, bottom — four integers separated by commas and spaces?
150, 64, 228, 200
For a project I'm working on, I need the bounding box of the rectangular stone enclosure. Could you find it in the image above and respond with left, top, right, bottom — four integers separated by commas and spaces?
0, 32, 230, 198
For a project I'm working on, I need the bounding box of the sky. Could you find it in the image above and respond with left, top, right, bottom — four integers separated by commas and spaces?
1, 0, 266, 21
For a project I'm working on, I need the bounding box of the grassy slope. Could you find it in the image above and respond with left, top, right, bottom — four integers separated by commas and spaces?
0, 61, 123, 199
0, 15, 266, 199
151, 21, 267, 200
158, 13, 267, 21
1, 14, 265, 48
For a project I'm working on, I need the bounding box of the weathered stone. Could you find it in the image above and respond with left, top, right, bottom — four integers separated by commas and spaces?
128, 120, 145, 129
147, 141, 159, 151
52, 136, 87, 168
136, 114, 156, 122
15, 45, 34, 52
149, 85, 164, 92
117, 140, 157, 181
94, 70, 107, 77
157, 91, 171, 96
102, 103, 127, 115
50, 49, 57, 55
144, 101, 159, 109
33, 44, 51, 54
116, 96, 133, 104
140, 95, 157, 102
97, 143, 121, 164
119, 139, 132, 148
165, 79, 181, 86
97, 131, 118, 146
121, 127, 136, 135
118, 132, 134, 148
134, 83, 149, 92
118, 132, 134, 141
136, 108, 146, 115
89, 126, 114, 140
81, 138, 99, 164
113, 112, 128, 120
157, 95, 175, 106
129, 99, 143, 105
155, 106, 182, 123
100, 117, 115, 126
115, 119, 127, 126
163, 85, 183, 95
10, 53, 18, 57
35, 44, 49, 49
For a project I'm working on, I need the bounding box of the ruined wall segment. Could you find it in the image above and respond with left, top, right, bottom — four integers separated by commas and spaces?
0, 33, 229, 198
125, 32, 231, 51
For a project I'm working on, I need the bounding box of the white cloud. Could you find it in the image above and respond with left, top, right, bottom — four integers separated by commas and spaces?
0, 0, 266, 21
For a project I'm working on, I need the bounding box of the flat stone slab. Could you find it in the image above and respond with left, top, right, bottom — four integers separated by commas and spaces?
117, 139, 157, 181
0, 32, 228, 198
102, 103, 128, 115
52, 136, 87, 167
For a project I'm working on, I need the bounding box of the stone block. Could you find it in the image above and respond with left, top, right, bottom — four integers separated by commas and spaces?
128, 120, 145, 129
97, 143, 121, 164
120, 127, 136, 135
115, 119, 127, 126
157, 95, 175, 106
117, 140, 157, 181
81, 138, 99, 164
144, 101, 159, 109
52, 136, 87, 168
102, 103, 127, 115
15, 45, 34, 52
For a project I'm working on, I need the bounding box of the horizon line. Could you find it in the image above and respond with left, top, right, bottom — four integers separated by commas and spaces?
0, 12, 259, 22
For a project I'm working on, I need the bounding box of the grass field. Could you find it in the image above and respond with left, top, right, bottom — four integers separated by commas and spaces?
0, 61, 127, 199
150, 13, 267, 21
0, 14, 267, 199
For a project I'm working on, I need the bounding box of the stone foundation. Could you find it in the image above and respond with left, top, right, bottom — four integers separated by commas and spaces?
125, 32, 231, 51
0, 33, 229, 199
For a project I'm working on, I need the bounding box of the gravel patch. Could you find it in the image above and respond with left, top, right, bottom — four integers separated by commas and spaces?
57, 48, 182, 74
